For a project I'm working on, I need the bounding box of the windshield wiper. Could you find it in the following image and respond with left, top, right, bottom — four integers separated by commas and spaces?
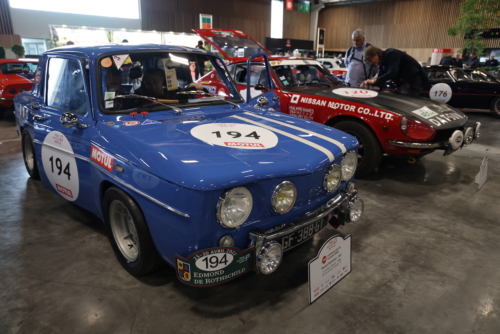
107, 94, 184, 115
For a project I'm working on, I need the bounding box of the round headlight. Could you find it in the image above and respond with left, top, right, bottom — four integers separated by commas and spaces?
216, 187, 253, 228
324, 164, 342, 193
271, 181, 297, 214
341, 151, 358, 181
256, 241, 283, 274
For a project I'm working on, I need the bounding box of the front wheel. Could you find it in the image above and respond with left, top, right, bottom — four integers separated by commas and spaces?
490, 97, 500, 119
333, 121, 382, 177
103, 187, 163, 276
22, 130, 40, 179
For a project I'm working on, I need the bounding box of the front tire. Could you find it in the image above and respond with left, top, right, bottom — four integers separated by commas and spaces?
103, 187, 163, 276
22, 130, 40, 179
490, 97, 500, 119
333, 120, 382, 177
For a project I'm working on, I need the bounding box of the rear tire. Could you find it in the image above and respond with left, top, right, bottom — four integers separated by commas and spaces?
333, 121, 382, 177
490, 97, 500, 119
103, 187, 163, 276
22, 130, 40, 179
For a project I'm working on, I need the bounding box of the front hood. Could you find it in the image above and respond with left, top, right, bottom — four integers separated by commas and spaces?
0, 73, 35, 87
284, 87, 468, 129
95, 105, 357, 191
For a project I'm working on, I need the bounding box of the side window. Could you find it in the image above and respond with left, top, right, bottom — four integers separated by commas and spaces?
427, 70, 452, 82
323, 62, 333, 68
234, 64, 248, 84
47, 58, 88, 115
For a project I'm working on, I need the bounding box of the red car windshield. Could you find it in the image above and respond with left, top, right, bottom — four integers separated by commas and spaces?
1, 62, 38, 75
273, 63, 342, 88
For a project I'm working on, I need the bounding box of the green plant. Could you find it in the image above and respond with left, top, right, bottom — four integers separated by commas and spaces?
447, 0, 500, 56
0, 46, 5, 59
11, 44, 25, 58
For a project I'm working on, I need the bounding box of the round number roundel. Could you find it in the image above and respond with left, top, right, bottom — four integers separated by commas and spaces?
191, 123, 278, 149
41, 131, 79, 201
332, 88, 378, 98
429, 83, 452, 103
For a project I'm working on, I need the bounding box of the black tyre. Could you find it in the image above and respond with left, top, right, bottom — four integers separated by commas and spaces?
103, 187, 163, 276
333, 120, 382, 177
22, 130, 40, 179
490, 97, 500, 119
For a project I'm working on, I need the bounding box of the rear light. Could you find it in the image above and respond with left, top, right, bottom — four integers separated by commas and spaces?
8, 88, 17, 96
400, 116, 436, 140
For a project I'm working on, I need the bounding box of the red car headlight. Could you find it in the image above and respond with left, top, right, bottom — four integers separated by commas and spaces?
400, 116, 436, 140
8, 88, 17, 96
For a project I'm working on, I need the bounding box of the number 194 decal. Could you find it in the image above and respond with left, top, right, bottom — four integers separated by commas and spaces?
191, 123, 279, 149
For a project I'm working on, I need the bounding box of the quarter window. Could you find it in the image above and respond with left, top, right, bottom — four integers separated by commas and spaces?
47, 58, 88, 114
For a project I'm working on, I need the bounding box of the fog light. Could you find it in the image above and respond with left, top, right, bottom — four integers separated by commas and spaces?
219, 235, 234, 247
474, 122, 481, 139
464, 127, 474, 145
256, 241, 283, 275
348, 198, 364, 222
346, 182, 355, 193
449, 130, 464, 150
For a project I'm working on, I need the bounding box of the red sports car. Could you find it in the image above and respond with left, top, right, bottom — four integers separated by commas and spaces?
0, 59, 39, 118
194, 29, 480, 176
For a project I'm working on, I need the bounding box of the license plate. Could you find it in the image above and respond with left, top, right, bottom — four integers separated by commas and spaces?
281, 218, 328, 251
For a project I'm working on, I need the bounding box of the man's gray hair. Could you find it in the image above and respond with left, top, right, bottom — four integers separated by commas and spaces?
352, 29, 365, 39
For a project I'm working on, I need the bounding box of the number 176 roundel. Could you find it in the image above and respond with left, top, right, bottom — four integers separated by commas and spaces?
195, 28, 481, 176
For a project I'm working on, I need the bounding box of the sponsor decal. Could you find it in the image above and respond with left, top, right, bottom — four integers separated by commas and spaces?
90, 145, 114, 172
142, 119, 160, 125
216, 59, 224, 67
34, 68, 42, 85
175, 247, 254, 287
41, 131, 79, 202
289, 105, 314, 120
427, 112, 465, 127
123, 121, 140, 126
191, 123, 279, 149
290, 94, 300, 104
203, 85, 216, 94
56, 184, 73, 198
412, 106, 438, 119
332, 88, 378, 98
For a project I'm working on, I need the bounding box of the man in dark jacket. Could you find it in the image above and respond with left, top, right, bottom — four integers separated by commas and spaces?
467, 53, 479, 69
440, 56, 454, 66
453, 53, 463, 68
484, 54, 499, 67
361, 46, 428, 96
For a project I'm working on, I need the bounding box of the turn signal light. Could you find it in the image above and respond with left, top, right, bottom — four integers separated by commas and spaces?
400, 116, 436, 140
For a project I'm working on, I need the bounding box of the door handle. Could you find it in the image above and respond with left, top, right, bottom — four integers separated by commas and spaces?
30, 104, 41, 110
34, 115, 49, 122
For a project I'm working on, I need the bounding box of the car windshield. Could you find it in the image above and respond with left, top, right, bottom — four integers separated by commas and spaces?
206, 33, 270, 59
273, 63, 342, 88
467, 70, 499, 83
1, 62, 38, 75
448, 68, 471, 81
99, 51, 241, 113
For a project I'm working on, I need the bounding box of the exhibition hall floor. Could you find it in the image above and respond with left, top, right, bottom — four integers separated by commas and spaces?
0, 113, 499, 334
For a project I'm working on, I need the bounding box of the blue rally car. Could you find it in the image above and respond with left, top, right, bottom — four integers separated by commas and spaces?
14, 44, 362, 286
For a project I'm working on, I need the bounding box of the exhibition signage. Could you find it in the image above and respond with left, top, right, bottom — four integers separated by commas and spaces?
286, 0, 293, 11
298, 1, 310, 13
200, 14, 213, 29
308, 235, 352, 304
175, 247, 254, 287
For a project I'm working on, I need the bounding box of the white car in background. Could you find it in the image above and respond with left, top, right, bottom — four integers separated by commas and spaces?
317, 58, 347, 80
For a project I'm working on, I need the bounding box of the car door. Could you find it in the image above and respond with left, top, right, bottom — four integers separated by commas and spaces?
32, 55, 96, 212
245, 53, 280, 110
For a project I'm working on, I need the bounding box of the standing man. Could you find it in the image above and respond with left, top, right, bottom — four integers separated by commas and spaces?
467, 52, 479, 69
484, 54, 499, 67
344, 29, 377, 87
453, 53, 463, 68
361, 46, 428, 96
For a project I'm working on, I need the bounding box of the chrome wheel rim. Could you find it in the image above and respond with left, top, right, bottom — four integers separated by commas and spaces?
494, 99, 500, 112
109, 200, 139, 262
23, 137, 34, 171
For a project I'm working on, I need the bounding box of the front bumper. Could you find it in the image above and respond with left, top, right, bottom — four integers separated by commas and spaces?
248, 188, 361, 273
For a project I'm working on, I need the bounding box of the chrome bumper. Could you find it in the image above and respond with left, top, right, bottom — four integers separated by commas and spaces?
0, 97, 15, 101
248, 189, 359, 254
388, 140, 446, 149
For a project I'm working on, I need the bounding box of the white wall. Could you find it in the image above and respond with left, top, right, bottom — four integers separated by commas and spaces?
10, 8, 141, 40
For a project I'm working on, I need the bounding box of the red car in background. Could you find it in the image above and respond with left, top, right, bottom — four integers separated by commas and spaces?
194, 29, 480, 176
0, 59, 39, 119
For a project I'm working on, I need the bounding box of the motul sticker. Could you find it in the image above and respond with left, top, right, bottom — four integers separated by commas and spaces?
332, 88, 378, 98
56, 184, 74, 198
190, 123, 279, 149
91, 145, 114, 172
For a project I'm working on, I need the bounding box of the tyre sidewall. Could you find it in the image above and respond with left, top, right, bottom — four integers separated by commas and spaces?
22, 130, 40, 179
103, 187, 161, 276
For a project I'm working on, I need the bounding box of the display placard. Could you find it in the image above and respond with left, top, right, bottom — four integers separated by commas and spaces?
308, 235, 352, 304
475, 157, 488, 190
175, 247, 254, 287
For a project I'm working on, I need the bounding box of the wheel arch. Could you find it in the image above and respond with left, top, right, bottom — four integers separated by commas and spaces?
325, 115, 385, 153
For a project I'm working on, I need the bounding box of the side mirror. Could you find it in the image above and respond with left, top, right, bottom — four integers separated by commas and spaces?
254, 83, 268, 91
60, 112, 88, 129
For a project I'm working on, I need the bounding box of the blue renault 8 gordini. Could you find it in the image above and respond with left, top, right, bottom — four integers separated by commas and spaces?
14, 43, 363, 286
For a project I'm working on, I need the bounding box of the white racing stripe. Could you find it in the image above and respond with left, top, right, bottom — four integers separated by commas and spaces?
243, 112, 347, 153
231, 115, 334, 162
